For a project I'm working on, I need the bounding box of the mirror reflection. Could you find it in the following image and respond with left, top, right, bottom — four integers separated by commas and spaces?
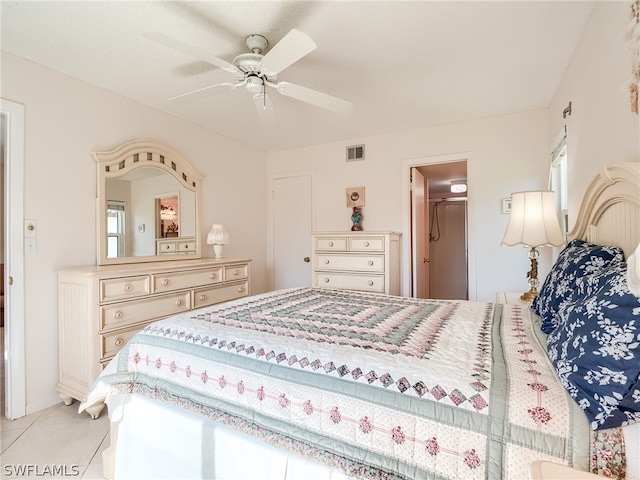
105, 167, 196, 259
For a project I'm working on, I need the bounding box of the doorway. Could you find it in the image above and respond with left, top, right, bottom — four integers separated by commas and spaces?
271, 174, 313, 290
408, 158, 469, 299
1, 98, 26, 419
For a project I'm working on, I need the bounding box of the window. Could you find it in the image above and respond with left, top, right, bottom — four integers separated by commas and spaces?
106, 200, 125, 258
549, 136, 568, 235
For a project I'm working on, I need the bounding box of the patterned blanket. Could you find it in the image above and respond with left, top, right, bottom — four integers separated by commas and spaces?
81, 288, 592, 479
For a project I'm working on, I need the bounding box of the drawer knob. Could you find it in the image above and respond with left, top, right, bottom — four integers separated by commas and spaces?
328, 241, 334, 247
184, 244, 189, 249
363, 241, 370, 247
210, 272, 217, 279
233, 270, 239, 276
324, 278, 330, 283
367, 280, 374, 286
114, 338, 124, 347
176, 299, 183, 306
114, 311, 123, 320
162, 279, 170, 286
199, 294, 206, 301
123, 283, 132, 292
324, 259, 330, 264
368, 260, 374, 266
238, 286, 245, 293
165, 245, 171, 250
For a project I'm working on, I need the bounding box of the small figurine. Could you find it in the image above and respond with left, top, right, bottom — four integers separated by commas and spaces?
351, 207, 363, 231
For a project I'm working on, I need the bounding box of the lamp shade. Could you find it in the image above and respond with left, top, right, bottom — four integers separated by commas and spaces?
206, 224, 229, 245
501, 191, 564, 248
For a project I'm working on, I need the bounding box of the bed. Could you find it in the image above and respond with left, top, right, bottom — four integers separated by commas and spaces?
80, 162, 640, 480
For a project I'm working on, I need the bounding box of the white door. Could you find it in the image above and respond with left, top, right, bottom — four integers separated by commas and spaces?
1, 99, 26, 419
411, 168, 429, 298
273, 175, 312, 290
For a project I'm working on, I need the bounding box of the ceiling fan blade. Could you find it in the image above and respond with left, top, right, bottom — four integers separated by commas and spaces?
276, 82, 353, 115
143, 32, 239, 74
169, 82, 236, 103
252, 93, 280, 129
259, 29, 317, 76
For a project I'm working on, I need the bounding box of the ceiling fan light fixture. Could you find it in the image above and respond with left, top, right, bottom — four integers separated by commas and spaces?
246, 75, 264, 94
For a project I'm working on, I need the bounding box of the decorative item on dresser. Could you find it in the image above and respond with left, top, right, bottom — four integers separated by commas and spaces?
311, 231, 400, 295
206, 224, 230, 259
346, 186, 365, 231
57, 257, 251, 418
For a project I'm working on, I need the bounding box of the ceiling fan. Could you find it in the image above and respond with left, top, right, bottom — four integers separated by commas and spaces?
144, 29, 353, 122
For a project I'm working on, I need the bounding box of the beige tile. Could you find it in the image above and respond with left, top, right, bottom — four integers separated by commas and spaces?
33, 401, 95, 426
1, 409, 44, 432
1, 426, 25, 453
1, 414, 109, 466
81, 463, 105, 480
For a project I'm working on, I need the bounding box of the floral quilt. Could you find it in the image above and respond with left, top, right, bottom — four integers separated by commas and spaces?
82, 288, 597, 479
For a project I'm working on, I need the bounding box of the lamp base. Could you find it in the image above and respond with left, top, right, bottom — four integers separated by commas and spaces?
520, 247, 540, 302
213, 244, 223, 259
520, 287, 538, 302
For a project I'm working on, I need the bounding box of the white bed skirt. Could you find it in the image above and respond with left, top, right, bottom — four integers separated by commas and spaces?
104, 393, 640, 480
104, 394, 351, 480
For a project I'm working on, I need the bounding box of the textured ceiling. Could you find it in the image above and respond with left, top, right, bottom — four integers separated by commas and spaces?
1, 1, 595, 152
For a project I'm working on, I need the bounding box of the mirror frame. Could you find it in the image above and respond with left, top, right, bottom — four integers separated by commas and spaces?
94, 139, 204, 265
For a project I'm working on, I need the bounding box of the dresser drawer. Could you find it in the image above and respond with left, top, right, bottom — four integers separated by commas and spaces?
193, 281, 249, 309
314, 237, 347, 251
223, 264, 249, 281
100, 275, 151, 302
157, 241, 176, 254
315, 254, 384, 273
348, 236, 385, 252
100, 291, 191, 331
314, 272, 385, 293
153, 268, 223, 293
176, 240, 196, 253
101, 323, 150, 360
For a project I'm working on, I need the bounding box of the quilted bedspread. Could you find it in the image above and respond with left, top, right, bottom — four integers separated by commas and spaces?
81, 288, 592, 479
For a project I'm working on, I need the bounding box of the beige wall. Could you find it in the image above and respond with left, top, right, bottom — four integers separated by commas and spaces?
1, 52, 267, 413
548, 1, 639, 218
266, 108, 550, 301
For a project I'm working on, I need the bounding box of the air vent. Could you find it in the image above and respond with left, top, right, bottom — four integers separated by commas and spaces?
346, 144, 365, 162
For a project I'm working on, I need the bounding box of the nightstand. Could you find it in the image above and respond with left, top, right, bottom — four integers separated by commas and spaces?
496, 291, 531, 305
530, 461, 600, 479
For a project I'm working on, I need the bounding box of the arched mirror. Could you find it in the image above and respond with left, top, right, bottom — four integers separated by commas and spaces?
94, 139, 203, 265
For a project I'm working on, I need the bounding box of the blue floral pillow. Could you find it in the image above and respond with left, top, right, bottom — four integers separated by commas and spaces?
546, 261, 640, 430
533, 239, 624, 334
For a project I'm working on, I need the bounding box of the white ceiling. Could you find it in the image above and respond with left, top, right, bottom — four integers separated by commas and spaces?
1, 1, 595, 152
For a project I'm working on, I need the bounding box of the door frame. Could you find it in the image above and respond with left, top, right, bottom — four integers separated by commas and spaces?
1, 98, 26, 419
401, 152, 476, 300
267, 171, 314, 292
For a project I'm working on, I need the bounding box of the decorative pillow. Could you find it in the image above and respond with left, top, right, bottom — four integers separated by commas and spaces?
546, 261, 640, 430
627, 243, 640, 297
533, 239, 624, 334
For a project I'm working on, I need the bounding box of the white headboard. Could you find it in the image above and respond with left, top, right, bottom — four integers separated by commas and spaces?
568, 162, 640, 259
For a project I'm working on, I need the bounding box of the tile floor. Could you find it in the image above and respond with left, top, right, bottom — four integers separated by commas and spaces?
1, 328, 110, 479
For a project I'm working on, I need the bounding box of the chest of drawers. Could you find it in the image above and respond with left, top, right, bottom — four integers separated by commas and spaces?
57, 258, 250, 416
311, 231, 400, 295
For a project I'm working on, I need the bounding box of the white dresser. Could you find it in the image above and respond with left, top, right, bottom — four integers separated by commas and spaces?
311, 231, 401, 295
57, 257, 251, 418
